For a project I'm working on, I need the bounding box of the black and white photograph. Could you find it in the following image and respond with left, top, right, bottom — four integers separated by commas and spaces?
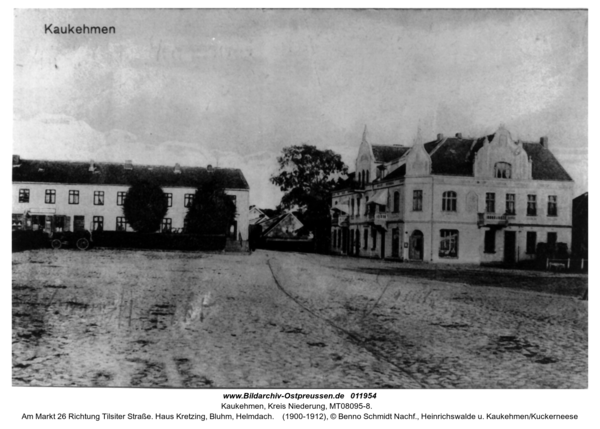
6, 4, 594, 426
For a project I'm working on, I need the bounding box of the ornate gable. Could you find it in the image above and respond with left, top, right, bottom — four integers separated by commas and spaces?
405, 138, 431, 177
473, 127, 532, 180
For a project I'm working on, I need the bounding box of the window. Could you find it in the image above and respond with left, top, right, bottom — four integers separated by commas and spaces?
393, 192, 400, 213
363, 229, 368, 249
337, 229, 342, 248
364, 197, 369, 215
45, 189, 56, 204
92, 216, 104, 231
332, 231, 336, 248
116, 217, 128, 232
371, 228, 376, 250
439, 229, 459, 258
356, 198, 361, 216
18, 189, 30, 203
117, 192, 127, 206
228, 195, 237, 207
494, 162, 512, 179
505, 193, 515, 215
161, 218, 172, 233
526, 231, 537, 254
442, 191, 457, 212
184, 194, 194, 208
527, 195, 537, 216
484, 229, 496, 253
351, 199, 355, 217
69, 190, 79, 205
164, 193, 172, 207
486, 193, 495, 213
547, 195, 557, 217
94, 191, 104, 206
413, 190, 423, 211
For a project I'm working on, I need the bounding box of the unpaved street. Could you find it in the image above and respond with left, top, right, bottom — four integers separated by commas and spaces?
12, 249, 587, 388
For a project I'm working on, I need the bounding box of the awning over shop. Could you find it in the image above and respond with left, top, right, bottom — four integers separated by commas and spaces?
331, 203, 350, 214
367, 189, 388, 206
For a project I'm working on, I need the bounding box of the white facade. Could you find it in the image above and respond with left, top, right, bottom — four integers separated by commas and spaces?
12, 158, 250, 241
331, 127, 574, 264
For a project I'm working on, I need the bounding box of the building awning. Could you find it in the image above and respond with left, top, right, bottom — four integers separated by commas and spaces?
367, 189, 388, 206
332, 203, 349, 214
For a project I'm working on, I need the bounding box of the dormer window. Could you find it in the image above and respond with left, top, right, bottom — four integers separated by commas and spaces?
494, 162, 512, 179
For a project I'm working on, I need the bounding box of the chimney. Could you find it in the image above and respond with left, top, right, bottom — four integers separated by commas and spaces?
437, 133, 444, 140
174, 163, 182, 174
207, 164, 213, 173
124, 160, 133, 170
89, 160, 95, 172
12, 155, 21, 165
540, 136, 548, 149
455, 133, 462, 139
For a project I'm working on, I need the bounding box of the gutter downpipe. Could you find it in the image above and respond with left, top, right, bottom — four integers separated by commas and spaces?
430, 175, 434, 262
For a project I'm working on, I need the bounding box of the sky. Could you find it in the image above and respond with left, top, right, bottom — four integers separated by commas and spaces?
13, 9, 588, 208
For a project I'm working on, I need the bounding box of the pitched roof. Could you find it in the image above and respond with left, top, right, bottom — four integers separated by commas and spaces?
371, 145, 410, 163
381, 134, 572, 182
12, 158, 249, 189
521, 143, 572, 181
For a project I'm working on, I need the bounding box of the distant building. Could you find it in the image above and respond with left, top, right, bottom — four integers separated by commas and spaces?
572, 192, 588, 259
12, 155, 250, 242
331, 126, 574, 264
258, 210, 314, 252
249, 205, 270, 225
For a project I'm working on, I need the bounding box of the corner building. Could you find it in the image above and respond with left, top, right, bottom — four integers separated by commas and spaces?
12, 156, 249, 242
331, 127, 573, 264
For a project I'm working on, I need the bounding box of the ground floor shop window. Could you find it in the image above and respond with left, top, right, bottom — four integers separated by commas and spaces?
439, 229, 458, 258
93, 216, 104, 231
116, 217, 128, 232
363, 229, 368, 249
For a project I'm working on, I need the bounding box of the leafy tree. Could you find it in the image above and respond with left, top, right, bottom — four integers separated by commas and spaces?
185, 175, 237, 235
122, 180, 169, 233
270, 144, 348, 252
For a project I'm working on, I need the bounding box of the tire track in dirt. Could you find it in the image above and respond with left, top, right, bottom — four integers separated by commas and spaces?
267, 258, 424, 388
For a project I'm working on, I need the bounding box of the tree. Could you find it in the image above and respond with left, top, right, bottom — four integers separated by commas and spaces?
185, 175, 237, 235
122, 180, 169, 233
270, 144, 348, 252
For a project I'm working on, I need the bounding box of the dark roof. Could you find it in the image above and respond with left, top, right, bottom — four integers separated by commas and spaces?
426, 136, 487, 177
521, 143, 572, 181
379, 134, 572, 182
381, 163, 406, 181
372, 145, 410, 163
12, 158, 249, 189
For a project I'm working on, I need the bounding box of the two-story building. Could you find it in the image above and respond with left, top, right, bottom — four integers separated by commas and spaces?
12, 156, 250, 242
331, 126, 574, 264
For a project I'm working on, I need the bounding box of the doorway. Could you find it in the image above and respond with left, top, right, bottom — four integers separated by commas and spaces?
392, 228, 399, 257
504, 231, 516, 265
409, 230, 424, 260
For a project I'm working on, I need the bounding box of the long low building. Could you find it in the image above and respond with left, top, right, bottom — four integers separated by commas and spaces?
331, 126, 574, 264
12, 156, 250, 242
